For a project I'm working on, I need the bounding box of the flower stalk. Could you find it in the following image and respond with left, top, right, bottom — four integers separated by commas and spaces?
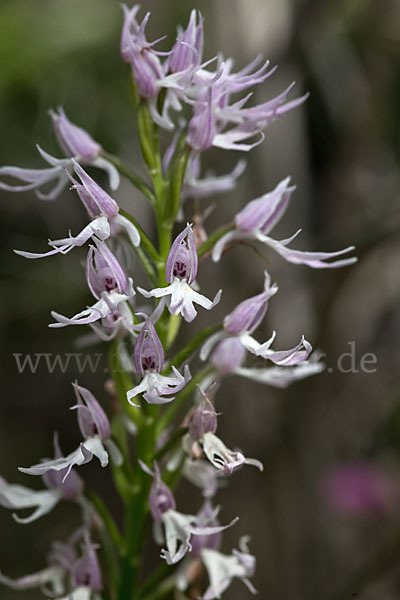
0, 5, 358, 600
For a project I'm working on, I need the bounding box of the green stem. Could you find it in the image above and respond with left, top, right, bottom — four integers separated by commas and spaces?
119, 210, 160, 263
137, 103, 158, 173
155, 216, 172, 285
102, 152, 155, 204
118, 404, 159, 600
109, 340, 143, 428
97, 523, 120, 600
165, 314, 182, 350
197, 223, 235, 258
164, 146, 190, 223
142, 576, 177, 600
88, 491, 125, 552
138, 564, 174, 599
165, 323, 222, 369
134, 244, 158, 286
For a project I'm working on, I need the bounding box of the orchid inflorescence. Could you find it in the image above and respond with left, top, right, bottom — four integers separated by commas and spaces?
0, 6, 356, 600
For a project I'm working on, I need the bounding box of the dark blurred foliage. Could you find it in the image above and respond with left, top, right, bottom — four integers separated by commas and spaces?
1, 0, 400, 599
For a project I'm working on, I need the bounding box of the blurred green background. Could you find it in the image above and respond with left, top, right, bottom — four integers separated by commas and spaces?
1, 0, 400, 598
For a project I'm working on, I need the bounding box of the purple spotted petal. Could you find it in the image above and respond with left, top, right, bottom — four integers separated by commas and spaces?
133, 320, 165, 377
86, 240, 128, 298
165, 224, 198, 284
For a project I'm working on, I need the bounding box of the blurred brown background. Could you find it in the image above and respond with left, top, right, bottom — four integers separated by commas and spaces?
1, 0, 400, 598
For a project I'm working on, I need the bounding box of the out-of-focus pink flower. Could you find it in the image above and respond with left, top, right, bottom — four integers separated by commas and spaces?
323, 463, 398, 516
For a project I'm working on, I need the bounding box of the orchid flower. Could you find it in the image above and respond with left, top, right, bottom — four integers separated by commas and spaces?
138, 224, 221, 322
140, 461, 238, 565
200, 537, 257, 599
186, 391, 263, 475
0, 109, 119, 200
0, 530, 101, 600
201, 270, 312, 369
19, 383, 122, 481
0, 435, 83, 524
49, 107, 119, 189
15, 161, 139, 260
212, 176, 357, 268
199, 272, 323, 388
186, 57, 308, 152
50, 240, 135, 328
127, 319, 191, 405
120, 5, 166, 99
